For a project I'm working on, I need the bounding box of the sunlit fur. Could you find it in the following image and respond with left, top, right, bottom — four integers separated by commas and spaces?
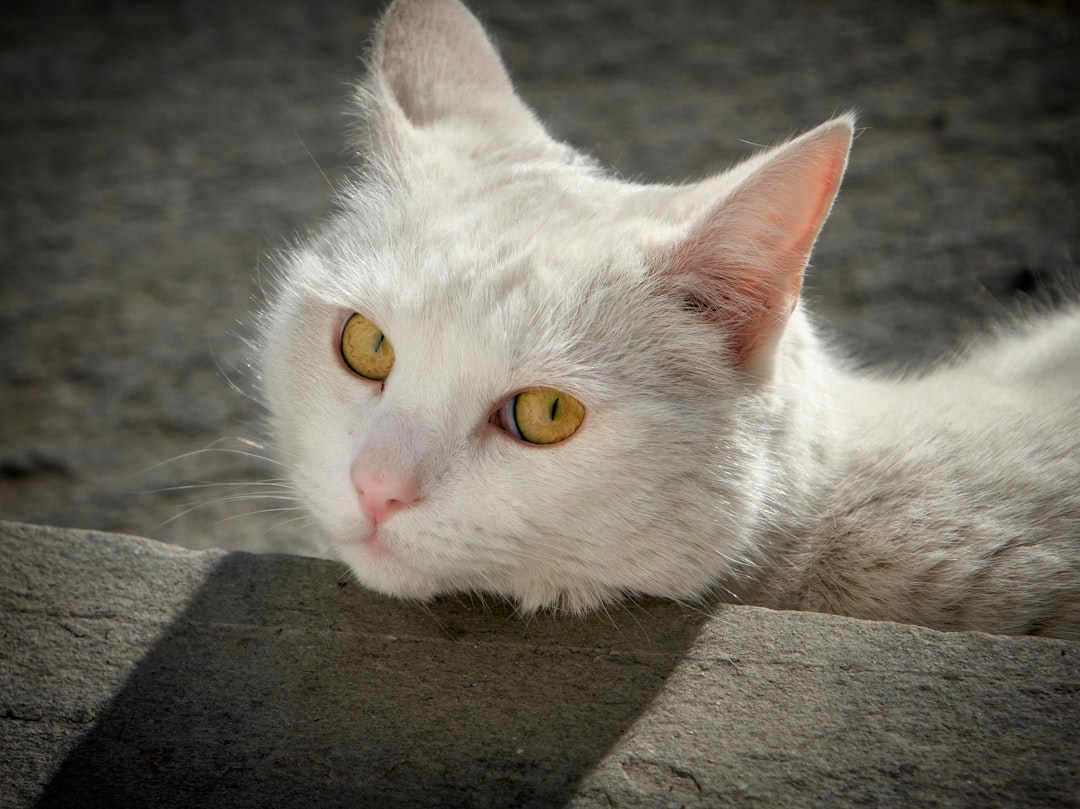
260, 0, 1079, 637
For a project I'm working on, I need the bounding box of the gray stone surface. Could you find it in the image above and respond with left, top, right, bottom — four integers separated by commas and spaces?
3, 520, 1079, 808
1, 0, 1078, 554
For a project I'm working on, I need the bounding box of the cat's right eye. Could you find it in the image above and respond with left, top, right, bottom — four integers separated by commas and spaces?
340, 312, 395, 381
497, 389, 586, 445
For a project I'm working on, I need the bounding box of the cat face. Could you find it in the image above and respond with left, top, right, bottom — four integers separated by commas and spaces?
261, 0, 852, 611
264, 157, 764, 611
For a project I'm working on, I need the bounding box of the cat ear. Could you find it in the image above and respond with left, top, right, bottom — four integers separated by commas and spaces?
661, 115, 854, 378
372, 0, 540, 134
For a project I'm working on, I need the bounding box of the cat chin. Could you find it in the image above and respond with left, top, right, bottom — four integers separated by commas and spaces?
323, 509, 747, 613
331, 532, 641, 613
505, 580, 626, 616
333, 540, 449, 601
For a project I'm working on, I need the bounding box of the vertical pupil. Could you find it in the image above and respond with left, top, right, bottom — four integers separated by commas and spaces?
550, 396, 561, 421
373, 332, 384, 352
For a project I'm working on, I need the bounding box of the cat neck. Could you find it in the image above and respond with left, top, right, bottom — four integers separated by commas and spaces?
742, 306, 850, 554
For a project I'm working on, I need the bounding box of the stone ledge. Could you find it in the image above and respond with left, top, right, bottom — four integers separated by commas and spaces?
2, 520, 1077, 808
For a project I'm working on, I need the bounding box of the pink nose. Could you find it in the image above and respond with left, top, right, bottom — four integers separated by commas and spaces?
351, 465, 423, 527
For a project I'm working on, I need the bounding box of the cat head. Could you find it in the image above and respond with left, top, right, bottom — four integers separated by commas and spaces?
261, 0, 852, 611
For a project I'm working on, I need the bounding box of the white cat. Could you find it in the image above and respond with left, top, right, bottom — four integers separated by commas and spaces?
260, 0, 1080, 639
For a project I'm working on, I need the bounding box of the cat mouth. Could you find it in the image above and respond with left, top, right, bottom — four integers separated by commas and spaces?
356, 526, 397, 561
351, 525, 435, 578
335, 527, 448, 600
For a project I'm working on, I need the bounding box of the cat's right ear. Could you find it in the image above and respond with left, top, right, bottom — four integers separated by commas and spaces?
658, 116, 854, 380
366, 0, 541, 136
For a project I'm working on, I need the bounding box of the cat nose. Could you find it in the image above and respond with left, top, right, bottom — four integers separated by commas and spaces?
351, 465, 423, 526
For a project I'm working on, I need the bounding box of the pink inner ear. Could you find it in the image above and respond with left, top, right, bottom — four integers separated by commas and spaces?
664, 120, 852, 374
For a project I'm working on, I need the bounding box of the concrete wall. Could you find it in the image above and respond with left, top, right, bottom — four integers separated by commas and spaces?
4, 521, 1077, 807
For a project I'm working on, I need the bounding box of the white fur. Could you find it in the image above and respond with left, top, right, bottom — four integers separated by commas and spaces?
260, 0, 1080, 638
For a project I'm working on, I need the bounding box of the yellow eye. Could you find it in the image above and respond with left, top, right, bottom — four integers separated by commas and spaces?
502, 389, 585, 445
340, 312, 395, 381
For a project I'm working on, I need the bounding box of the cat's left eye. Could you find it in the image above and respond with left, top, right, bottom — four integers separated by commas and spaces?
498, 389, 585, 445
340, 312, 395, 381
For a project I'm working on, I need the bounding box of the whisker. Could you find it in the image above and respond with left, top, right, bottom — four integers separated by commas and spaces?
206, 341, 263, 408
151, 490, 305, 532
295, 129, 335, 191
145, 480, 296, 495
137, 442, 287, 480
213, 505, 305, 524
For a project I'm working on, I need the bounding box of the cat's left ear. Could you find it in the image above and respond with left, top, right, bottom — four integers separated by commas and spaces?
371, 0, 541, 135
660, 115, 854, 379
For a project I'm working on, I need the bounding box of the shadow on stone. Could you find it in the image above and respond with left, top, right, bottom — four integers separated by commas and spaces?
35, 551, 709, 808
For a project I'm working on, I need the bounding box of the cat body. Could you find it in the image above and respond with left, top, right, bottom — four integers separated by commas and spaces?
261, 0, 1080, 638
756, 310, 1080, 637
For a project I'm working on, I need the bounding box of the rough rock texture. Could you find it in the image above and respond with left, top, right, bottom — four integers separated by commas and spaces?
3, 521, 1078, 808
1, 0, 1077, 554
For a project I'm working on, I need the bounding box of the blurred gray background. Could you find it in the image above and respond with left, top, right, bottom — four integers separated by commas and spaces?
2, 0, 1077, 554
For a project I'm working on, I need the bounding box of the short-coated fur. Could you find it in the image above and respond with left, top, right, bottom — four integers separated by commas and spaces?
261, 0, 1080, 638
